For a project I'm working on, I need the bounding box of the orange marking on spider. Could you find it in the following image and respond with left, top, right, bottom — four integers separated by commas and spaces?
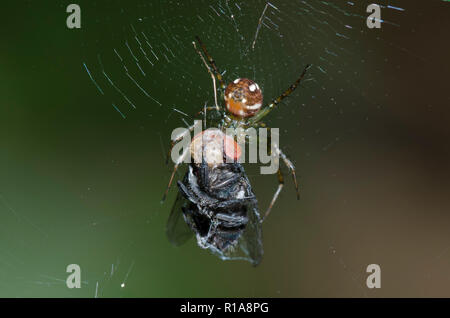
224, 78, 263, 118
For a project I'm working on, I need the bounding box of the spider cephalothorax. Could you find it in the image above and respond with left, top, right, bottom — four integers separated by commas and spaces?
224, 78, 263, 118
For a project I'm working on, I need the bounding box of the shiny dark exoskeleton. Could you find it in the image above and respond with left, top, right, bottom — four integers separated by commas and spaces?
166, 160, 264, 266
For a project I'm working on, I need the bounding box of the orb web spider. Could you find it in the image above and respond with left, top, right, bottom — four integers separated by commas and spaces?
163, 36, 311, 222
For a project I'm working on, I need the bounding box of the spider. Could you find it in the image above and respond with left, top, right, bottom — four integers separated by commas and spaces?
163, 36, 311, 222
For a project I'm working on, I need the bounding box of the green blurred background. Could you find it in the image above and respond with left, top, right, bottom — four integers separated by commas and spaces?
0, 0, 449, 297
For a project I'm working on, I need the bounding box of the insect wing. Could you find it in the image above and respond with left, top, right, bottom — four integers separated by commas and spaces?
205, 201, 264, 266
238, 203, 264, 265
166, 191, 193, 246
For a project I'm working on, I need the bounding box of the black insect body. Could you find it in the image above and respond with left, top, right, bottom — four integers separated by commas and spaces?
167, 130, 263, 265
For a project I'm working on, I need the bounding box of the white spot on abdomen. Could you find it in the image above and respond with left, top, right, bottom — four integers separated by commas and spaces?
245, 103, 261, 110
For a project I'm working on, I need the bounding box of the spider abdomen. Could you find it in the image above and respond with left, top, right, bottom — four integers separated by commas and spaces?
225, 78, 263, 118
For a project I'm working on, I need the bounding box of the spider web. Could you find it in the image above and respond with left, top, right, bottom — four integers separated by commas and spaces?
2, 0, 450, 298
77, 0, 415, 297
3, 0, 431, 297
81, 0, 410, 159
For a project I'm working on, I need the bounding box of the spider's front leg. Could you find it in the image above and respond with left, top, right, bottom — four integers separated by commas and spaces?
195, 36, 225, 90
249, 64, 311, 125
193, 37, 225, 111
165, 124, 195, 165
162, 124, 197, 202
162, 145, 190, 203
195, 106, 220, 118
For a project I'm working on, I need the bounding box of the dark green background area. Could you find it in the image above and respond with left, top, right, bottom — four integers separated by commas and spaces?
0, 0, 449, 297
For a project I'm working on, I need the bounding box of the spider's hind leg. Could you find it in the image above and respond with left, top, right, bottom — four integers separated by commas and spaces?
275, 143, 300, 200
261, 144, 300, 222
262, 168, 284, 222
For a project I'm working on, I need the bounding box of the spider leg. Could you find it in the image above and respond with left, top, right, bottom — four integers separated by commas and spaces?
165, 123, 195, 165
274, 143, 300, 200
193, 40, 220, 111
195, 106, 220, 118
249, 64, 311, 124
161, 144, 190, 203
262, 168, 284, 222
195, 36, 226, 90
